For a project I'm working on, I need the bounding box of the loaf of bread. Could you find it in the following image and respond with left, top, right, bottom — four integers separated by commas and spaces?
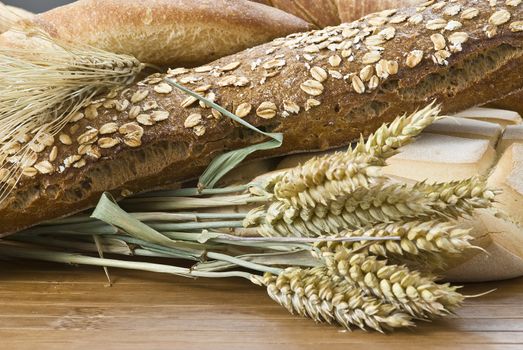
488, 91, 523, 116
252, 0, 418, 27
1, 0, 522, 236
1, 0, 312, 67
499, 124, 523, 153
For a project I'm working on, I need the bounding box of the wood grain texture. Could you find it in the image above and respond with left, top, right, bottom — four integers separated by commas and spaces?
0, 260, 522, 350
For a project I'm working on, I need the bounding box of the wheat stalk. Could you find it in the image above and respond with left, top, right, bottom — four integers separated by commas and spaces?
246, 176, 495, 238
258, 266, 413, 332
270, 104, 441, 208
415, 177, 498, 216
315, 249, 463, 318
317, 220, 473, 266
0, 23, 145, 203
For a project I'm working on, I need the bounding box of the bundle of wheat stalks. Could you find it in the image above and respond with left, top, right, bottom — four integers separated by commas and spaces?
1, 104, 497, 332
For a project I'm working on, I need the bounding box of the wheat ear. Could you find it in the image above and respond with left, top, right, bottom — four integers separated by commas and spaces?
0, 23, 145, 203
270, 104, 441, 208
319, 220, 473, 265
315, 249, 463, 318
246, 176, 494, 238
415, 176, 498, 216
260, 266, 413, 332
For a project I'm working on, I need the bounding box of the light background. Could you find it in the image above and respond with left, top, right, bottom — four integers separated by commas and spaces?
4, 0, 74, 13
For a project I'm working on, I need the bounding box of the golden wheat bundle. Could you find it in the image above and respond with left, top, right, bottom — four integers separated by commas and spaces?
0, 105, 499, 332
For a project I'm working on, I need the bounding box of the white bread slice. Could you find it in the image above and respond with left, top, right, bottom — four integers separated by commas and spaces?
488, 144, 523, 226
384, 133, 496, 182
453, 107, 522, 128
498, 125, 523, 155
425, 117, 502, 147
444, 211, 523, 282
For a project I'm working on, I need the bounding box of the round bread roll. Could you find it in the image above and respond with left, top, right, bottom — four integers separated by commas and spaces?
1, 0, 312, 67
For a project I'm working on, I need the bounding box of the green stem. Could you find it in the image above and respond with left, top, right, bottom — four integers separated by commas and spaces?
149, 221, 244, 231
0, 244, 256, 280
134, 185, 251, 198
44, 212, 248, 226
207, 252, 283, 275
121, 194, 268, 210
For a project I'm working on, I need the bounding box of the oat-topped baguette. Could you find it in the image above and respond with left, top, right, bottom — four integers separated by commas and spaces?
1, 0, 522, 236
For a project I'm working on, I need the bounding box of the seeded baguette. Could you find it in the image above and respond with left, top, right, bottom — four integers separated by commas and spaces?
1, 0, 522, 236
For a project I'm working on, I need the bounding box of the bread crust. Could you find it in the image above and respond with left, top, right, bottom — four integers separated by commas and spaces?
252, 0, 417, 27
4, 0, 312, 67
1, 0, 522, 236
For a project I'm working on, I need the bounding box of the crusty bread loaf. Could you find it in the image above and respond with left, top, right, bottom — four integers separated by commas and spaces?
488, 91, 523, 116
444, 211, 523, 282
252, 0, 417, 27
499, 124, 523, 153
489, 143, 523, 226
1, 0, 522, 236
1, 0, 312, 67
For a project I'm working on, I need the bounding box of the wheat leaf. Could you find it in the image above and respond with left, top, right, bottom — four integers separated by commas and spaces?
165, 78, 283, 189
90, 193, 203, 258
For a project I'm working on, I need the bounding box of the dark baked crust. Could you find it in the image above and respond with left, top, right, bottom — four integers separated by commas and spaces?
1, 0, 522, 236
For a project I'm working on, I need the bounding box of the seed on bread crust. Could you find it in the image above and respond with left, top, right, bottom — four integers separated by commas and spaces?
77, 128, 99, 145
300, 80, 324, 96
283, 100, 300, 115
49, 146, 58, 162
154, 83, 173, 94
406, 50, 424, 68
151, 111, 169, 122
510, 21, 523, 32
431, 34, 447, 50
131, 89, 149, 103
181, 96, 198, 108
98, 137, 120, 149
310, 66, 328, 82
221, 61, 241, 71
100, 123, 118, 135
461, 8, 479, 20
328, 55, 342, 67
34, 161, 54, 174
256, 102, 277, 119
489, 10, 511, 26
184, 113, 203, 128
351, 75, 365, 94
235, 103, 252, 118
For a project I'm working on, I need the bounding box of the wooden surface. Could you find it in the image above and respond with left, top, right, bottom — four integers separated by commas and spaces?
1, 260, 522, 350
